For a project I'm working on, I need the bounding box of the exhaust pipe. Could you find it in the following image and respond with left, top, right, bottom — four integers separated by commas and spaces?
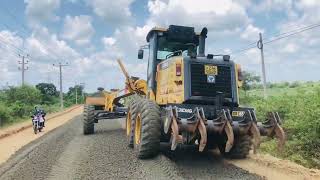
198, 27, 208, 57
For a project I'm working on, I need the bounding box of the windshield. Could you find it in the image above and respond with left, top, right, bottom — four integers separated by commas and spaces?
157, 50, 173, 60
157, 36, 197, 60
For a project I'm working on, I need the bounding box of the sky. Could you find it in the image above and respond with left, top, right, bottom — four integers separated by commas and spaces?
0, 0, 319, 92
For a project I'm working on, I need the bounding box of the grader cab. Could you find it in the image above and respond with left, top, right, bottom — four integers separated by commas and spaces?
122, 25, 285, 159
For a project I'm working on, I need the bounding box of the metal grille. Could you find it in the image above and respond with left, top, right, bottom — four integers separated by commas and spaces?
190, 63, 232, 98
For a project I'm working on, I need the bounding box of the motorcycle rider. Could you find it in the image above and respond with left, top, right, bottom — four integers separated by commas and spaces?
33, 106, 46, 127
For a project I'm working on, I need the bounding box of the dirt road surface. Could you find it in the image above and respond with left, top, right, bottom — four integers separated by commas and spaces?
0, 116, 262, 180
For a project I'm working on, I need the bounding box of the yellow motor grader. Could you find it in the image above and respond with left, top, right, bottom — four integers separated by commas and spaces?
83, 63, 147, 135
121, 25, 285, 159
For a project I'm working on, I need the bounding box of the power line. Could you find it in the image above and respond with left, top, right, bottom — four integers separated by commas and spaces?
0, 35, 25, 54
0, 42, 20, 57
0, 6, 67, 62
230, 44, 257, 55
267, 22, 320, 41
231, 22, 320, 55
264, 23, 320, 45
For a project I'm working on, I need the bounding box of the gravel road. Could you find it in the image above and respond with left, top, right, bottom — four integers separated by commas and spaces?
0, 115, 262, 180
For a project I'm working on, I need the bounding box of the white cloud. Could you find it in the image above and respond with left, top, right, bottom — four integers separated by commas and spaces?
62, 15, 95, 45
83, 0, 254, 89
282, 43, 299, 53
296, 0, 320, 9
86, 0, 134, 26
147, 0, 250, 34
102, 37, 116, 46
3, 0, 320, 91
68, 0, 78, 3
253, 0, 293, 11
26, 26, 79, 61
241, 24, 264, 41
24, 0, 60, 24
0, 31, 23, 86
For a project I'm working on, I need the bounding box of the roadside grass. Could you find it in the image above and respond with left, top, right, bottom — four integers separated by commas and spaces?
241, 82, 320, 168
247, 82, 320, 97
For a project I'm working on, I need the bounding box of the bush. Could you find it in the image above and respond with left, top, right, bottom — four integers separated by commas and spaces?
289, 81, 300, 88
0, 103, 11, 125
242, 88, 320, 168
0, 84, 76, 127
9, 101, 34, 117
5, 85, 41, 105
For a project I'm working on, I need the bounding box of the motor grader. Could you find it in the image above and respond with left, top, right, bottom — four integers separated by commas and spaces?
83, 65, 147, 134
83, 89, 130, 134
122, 25, 285, 159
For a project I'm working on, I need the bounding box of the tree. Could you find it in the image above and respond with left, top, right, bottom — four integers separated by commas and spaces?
67, 85, 84, 96
36, 83, 58, 104
97, 87, 104, 92
5, 85, 41, 105
4, 85, 42, 117
64, 85, 85, 106
242, 71, 261, 93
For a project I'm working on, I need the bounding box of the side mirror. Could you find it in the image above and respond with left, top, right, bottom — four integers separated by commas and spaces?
138, 49, 144, 59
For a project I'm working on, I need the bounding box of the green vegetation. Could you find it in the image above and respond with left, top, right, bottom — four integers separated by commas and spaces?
240, 73, 320, 168
0, 83, 84, 127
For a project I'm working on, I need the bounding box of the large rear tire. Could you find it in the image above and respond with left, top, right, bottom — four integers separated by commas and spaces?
126, 95, 142, 148
219, 135, 252, 159
83, 105, 95, 135
134, 99, 161, 159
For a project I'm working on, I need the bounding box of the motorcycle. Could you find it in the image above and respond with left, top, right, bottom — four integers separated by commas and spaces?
31, 113, 44, 134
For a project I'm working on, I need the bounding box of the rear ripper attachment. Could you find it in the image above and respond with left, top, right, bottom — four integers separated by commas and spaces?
164, 106, 285, 157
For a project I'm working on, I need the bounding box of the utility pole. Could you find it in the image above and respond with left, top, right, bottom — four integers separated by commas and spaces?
53, 62, 69, 110
18, 54, 29, 86
257, 33, 267, 99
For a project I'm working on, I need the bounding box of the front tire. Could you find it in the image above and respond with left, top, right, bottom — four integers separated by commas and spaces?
83, 105, 95, 135
133, 99, 161, 159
